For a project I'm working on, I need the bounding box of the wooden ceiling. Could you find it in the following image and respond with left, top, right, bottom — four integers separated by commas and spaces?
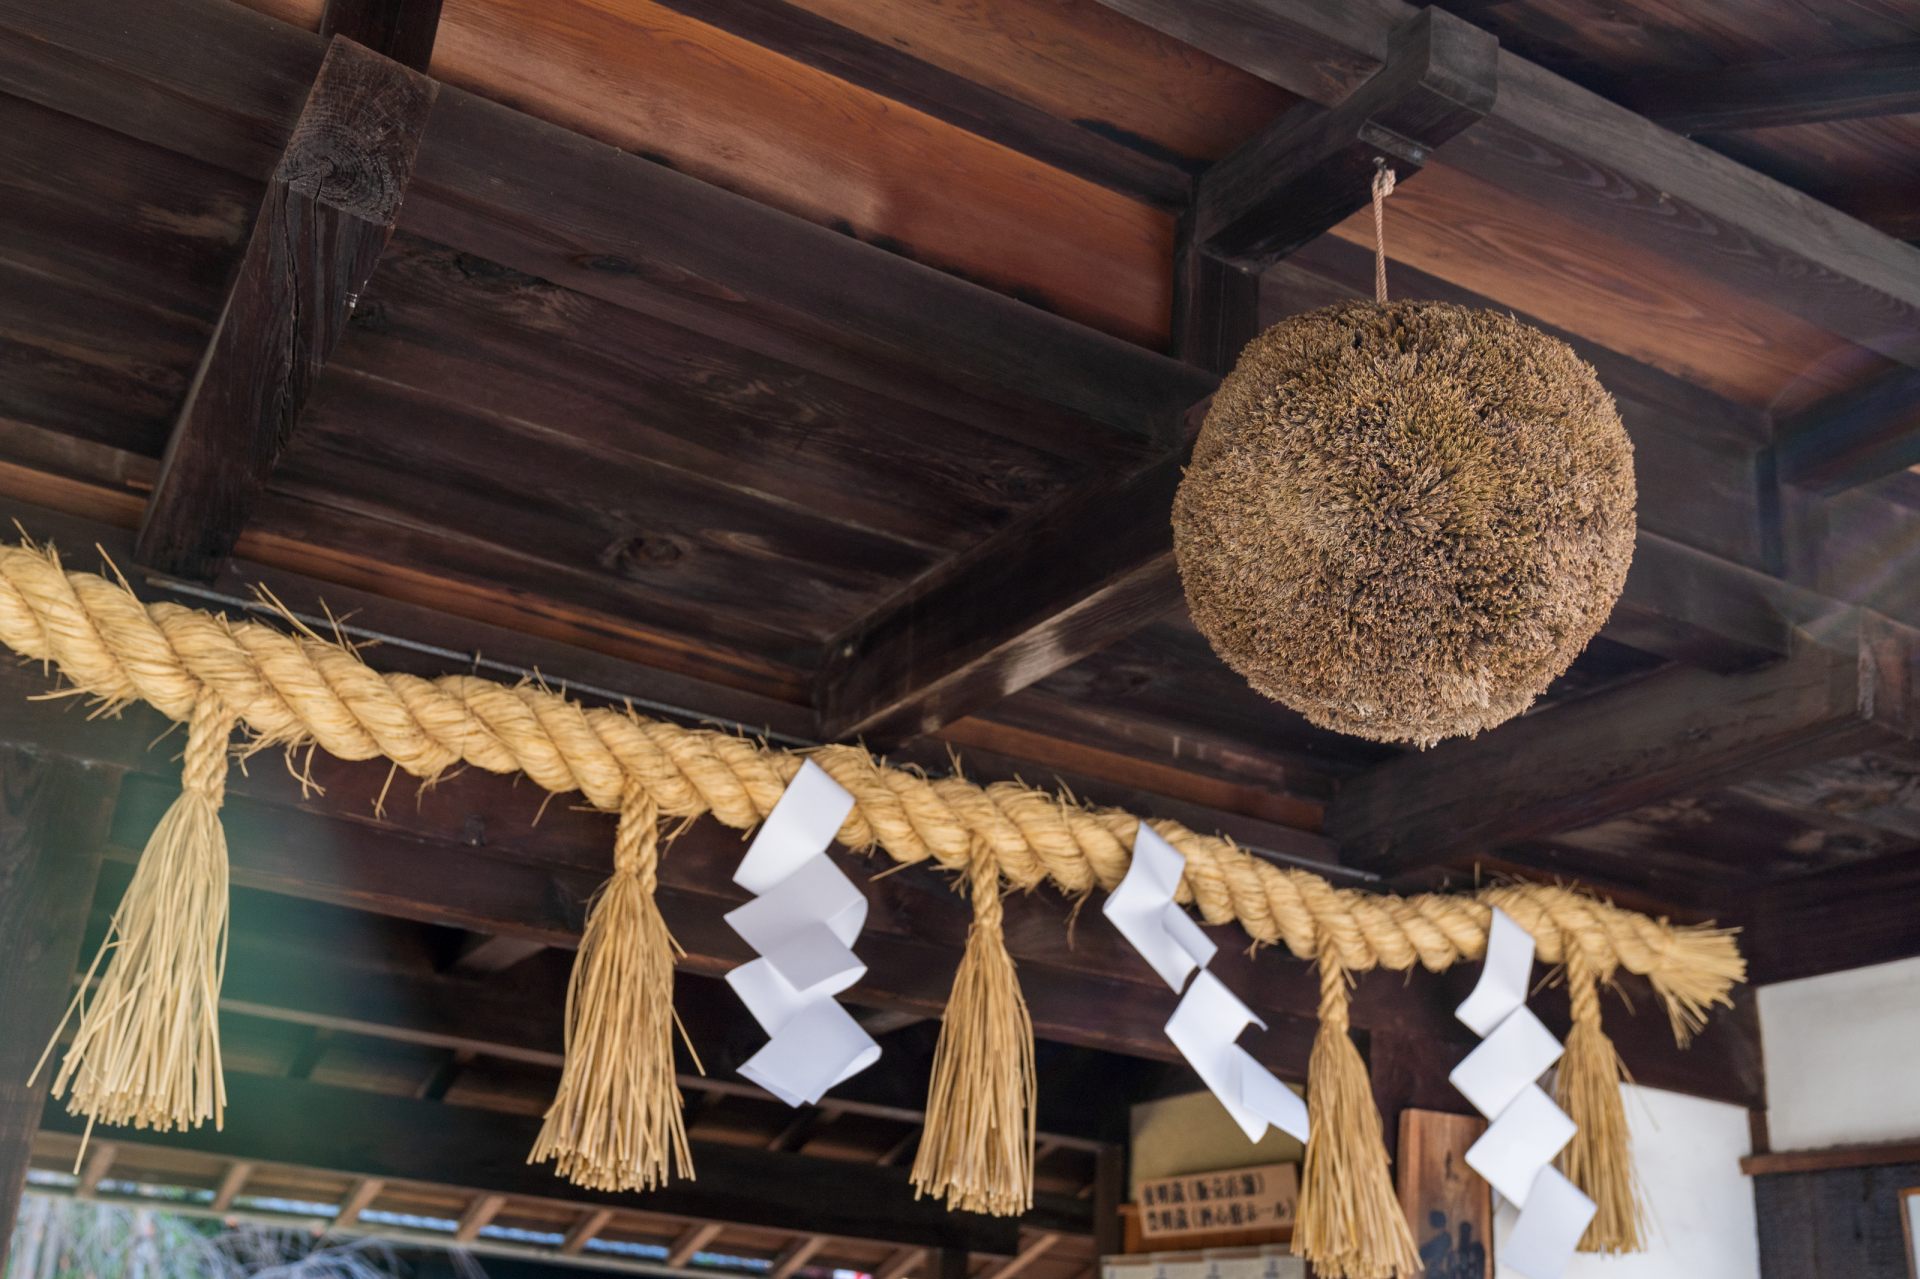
1, 0, 1919, 1266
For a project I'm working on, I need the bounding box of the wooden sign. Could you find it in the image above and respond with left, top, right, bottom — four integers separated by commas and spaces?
1136, 1162, 1298, 1241
1397, 1110, 1491, 1279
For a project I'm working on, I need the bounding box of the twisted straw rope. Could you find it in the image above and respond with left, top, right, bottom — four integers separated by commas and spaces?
0, 542, 1742, 1031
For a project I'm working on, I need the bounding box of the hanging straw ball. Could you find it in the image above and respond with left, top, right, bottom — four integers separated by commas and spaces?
1173, 300, 1636, 748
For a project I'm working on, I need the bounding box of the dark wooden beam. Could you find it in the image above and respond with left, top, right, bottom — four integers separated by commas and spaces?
1329, 612, 1920, 876
643, 0, 1189, 207
813, 449, 1188, 744
1193, 7, 1497, 268
1170, 225, 1260, 377
134, 36, 436, 579
1081, 0, 1920, 371
1616, 42, 1920, 135
1774, 364, 1920, 497
0, 750, 111, 1267
319, 0, 443, 71
35, 1074, 1057, 1251
1742, 843, 1920, 984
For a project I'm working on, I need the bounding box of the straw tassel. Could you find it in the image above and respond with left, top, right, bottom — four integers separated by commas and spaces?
530, 785, 693, 1191
911, 850, 1036, 1217
1294, 959, 1419, 1279
35, 696, 236, 1143
1555, 951, 1642, 1253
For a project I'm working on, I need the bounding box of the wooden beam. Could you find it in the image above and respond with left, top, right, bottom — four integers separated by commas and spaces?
453, 1192, 507, 1243
1742, 1140, 1920, 1177
0, 750, 109, 1261
319, 0, 443, 71
134, 36, 436, 579
1329, 612, 1920, 875
333, 1175, 385, 1227
769, 1234, 829, 1279
1617, 42, 1920, 135
984, 1233, 1060, 1279
76, 1142, 118, 1199
447, 933, 548, 976
1171, 225, 1261, 377
210, 1160, 255, 1213
876, 1248, 928, 1279
559, 1207, 615, 1257
1082, 0, 1920, 371
814, 449, 1188, 743
1193, 7, 1497, 268
666, 1222, 725, 1266
1742, 842, 1920, 984
38, 1075, 1049, 1251
642, 0, 1188, 207
1774, 364, 1920, 496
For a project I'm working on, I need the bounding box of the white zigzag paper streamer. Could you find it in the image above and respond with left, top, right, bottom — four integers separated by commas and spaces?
1450, 908, 1597, 1279
723, 760, 881, 1108
1104, 826, 1309, 1144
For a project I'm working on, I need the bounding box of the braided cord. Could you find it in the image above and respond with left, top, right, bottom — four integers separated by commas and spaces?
0, 544, 1742, 1024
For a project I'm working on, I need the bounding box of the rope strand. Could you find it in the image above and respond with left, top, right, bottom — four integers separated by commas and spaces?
1371, 161, 1397, 305
0, 540, 1744, 1027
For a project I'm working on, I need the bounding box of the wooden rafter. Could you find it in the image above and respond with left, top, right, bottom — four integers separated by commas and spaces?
666, 1222, 724, 1267
1087, 0, 1920, 371
1774, 365, 1920, 497
36, 1075, 1051, 1251
0, 751, 108, 1243
1329, 612, 1920, 876
558, 1208, 614, 1257
1617, 42, 1920, 135
134, 36, 436, 579
319, 0, 444, 71
1192, 7, 1496, 268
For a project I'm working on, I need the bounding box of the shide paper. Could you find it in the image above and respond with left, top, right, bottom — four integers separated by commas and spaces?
1105, 826, 1309, 1144
724, 760, 880, 1107
1450, 907, 1597, 1279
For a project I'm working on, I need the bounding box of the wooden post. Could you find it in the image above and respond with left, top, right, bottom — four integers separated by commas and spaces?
0, 751, 113, 1264
938, 1248, 970, 1279
1092, 1145, 1125, 1259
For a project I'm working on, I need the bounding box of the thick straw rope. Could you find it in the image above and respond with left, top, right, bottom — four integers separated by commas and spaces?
0, 541, 1742, 1030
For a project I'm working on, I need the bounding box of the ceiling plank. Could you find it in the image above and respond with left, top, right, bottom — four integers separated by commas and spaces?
133, 36, 436, 580
1193, 7, 1496, 268
1329, 612, 1920, 876
643, 0, 1188, 207
1616, 42, 1920, 135
36, 1075, 1044, 1251
1774, 365, 1920, 496
319, 0, 444, 71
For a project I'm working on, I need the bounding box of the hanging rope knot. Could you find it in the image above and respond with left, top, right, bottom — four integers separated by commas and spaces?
181, 697, 238, 804
1317, 954, 1352, 1037
1371, 159, 1398, 305
1556, 948, 1643, 1254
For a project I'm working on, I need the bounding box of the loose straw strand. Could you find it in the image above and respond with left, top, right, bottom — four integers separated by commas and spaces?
1371, 161, 1397, 304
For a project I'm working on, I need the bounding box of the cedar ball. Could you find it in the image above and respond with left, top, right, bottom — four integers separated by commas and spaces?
1172, 300, 1636, 747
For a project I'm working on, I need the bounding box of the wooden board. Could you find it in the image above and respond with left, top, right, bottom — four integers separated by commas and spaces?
1396, 1110, 1490, 1279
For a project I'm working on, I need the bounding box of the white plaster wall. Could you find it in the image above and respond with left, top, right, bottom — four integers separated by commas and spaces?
1492, 1085, 1759, 1279
1759, 953, 1920, 1150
